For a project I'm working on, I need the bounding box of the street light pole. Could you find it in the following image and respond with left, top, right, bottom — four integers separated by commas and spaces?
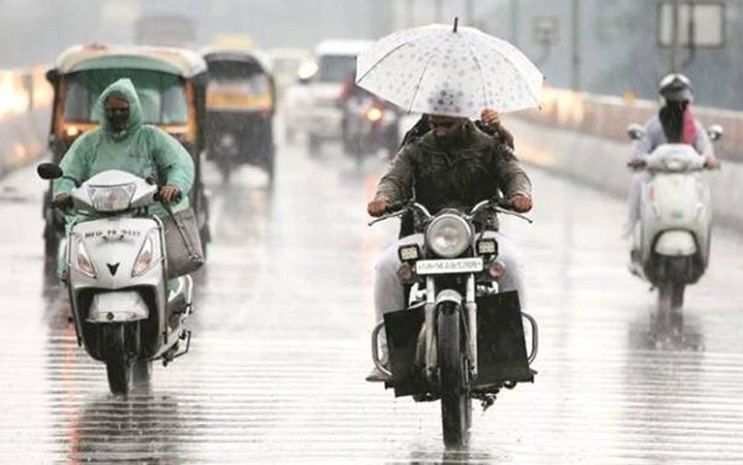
571, 0, 581, 90
670, 0, 681, 72
511, 0, 519, 46
464, 0, 474, 26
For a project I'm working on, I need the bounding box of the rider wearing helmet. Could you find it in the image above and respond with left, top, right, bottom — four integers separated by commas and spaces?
626, 73, 718, 234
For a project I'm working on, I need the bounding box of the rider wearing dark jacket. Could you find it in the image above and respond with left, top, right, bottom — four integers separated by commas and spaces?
365, 113, 532, 382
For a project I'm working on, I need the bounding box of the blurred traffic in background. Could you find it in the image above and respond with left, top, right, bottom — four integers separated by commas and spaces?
2, 0, 743, 463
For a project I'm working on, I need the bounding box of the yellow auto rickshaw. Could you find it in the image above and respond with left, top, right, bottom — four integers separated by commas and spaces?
202, 49, 276, 182
43, 44, 211, 264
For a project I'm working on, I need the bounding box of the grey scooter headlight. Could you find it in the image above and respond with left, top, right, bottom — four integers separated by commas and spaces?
425, 214, 472, 258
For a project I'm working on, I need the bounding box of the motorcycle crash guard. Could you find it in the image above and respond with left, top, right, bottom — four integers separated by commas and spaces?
88, 291, 150, 323
474, 291, 534, 391
384, 291, 533, 398
384, 305, 427, 397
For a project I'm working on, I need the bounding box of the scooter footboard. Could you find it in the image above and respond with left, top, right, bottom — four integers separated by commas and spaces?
474, 291, 534, 390
383, 307, 427, 397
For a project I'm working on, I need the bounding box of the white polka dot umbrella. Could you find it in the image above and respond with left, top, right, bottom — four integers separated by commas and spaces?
356, 19, 544, 118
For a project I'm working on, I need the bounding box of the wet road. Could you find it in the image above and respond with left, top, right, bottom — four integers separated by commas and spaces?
2, 129, 743, 464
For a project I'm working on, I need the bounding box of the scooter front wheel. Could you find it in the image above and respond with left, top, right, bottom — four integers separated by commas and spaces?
102, 324, 134, 395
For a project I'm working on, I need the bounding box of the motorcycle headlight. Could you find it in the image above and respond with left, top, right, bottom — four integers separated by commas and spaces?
132, 234, 157, 277
366, 107, 384, 122
425, 214, 472, 258
75, 239, 96, 278
88, 183, 135, 212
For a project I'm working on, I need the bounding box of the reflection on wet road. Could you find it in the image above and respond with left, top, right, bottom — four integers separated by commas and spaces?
1, 134, 743, 463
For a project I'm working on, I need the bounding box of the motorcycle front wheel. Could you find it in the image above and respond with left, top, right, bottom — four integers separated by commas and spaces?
438, 301, 472, 448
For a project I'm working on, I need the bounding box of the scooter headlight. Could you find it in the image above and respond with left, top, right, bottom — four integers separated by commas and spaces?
425, 214, 472, 258
88, 183, 135, 212
132, 235, 157, 277
75, 240, 96, 278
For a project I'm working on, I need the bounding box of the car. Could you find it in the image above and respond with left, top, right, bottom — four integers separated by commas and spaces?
284, 39, 373, 154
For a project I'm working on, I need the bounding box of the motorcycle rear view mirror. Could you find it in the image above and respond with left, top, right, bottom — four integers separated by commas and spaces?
707, 124, 724, 141
37, 163, 63, 180
627, 124, 645, 141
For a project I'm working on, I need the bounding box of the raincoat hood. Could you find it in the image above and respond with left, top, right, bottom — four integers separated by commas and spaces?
94, 78, 144, 136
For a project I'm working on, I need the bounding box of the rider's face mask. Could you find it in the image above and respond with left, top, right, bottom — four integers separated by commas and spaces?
105, 104, 130, 134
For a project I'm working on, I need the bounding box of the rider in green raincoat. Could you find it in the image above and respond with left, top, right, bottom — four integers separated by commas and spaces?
53, 77, 194, 215
53, 78, 195, 276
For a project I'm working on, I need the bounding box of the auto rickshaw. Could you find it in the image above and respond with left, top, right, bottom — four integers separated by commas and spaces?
43, 44, 212, 268
202, 49, 276, 182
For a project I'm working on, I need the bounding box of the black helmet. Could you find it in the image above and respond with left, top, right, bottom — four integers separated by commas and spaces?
659, 73, 693, 103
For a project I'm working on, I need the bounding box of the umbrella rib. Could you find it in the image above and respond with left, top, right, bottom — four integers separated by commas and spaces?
408, 50, 438, 114
356, 42, 412, 84
463, 40, 489, 113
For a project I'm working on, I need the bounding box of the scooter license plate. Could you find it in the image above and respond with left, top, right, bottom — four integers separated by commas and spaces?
415, 257, 483, 275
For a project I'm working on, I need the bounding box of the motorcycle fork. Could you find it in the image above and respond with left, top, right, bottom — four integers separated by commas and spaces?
424, 274, 478, 382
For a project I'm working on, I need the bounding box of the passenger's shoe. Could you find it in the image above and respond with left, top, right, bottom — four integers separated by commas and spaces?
365, 365, 392, 383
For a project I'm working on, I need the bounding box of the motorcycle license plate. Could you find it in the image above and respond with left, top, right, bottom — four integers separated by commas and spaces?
415, 257, 483, 275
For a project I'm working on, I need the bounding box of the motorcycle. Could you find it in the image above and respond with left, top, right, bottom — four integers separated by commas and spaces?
342, 93, 399, 163
369, 199, 538, 447
627, 124, 723, 317
37, 163, 193, 395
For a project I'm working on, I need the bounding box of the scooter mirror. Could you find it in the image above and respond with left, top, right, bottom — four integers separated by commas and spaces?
707, 124, 724, 141
37, 163, 63, 180
627, 124, 645, 141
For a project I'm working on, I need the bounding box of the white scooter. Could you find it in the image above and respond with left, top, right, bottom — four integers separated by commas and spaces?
38, 163, 193, 395
627, 124, 722, 315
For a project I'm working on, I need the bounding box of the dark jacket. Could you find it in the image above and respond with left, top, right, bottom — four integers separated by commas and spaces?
375, 120, 531, 233
400, 115, 515, 150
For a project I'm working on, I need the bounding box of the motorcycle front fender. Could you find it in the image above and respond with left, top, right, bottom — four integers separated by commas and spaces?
87, 291, 149, 323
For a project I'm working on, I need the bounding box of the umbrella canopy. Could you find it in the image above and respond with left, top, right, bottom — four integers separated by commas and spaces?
356, 20, 544, 118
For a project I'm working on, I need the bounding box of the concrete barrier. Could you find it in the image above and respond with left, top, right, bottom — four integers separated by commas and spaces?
510, 117, 743, 230
519, 88, 743, 163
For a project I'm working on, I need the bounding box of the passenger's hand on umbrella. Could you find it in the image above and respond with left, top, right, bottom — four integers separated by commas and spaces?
159, 185, 181, 203
367, 199, 390, 217
481, 108, 502, 128
704, 156, 720, 170
509, 194, 533, 213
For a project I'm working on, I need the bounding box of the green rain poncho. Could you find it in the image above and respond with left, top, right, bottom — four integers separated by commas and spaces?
53, 78, 194, 216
